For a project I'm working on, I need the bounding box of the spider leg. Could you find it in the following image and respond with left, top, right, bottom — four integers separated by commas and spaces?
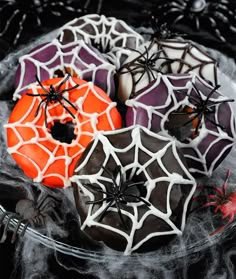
11, 218, 24, 243
101, 166, 121, 191
56, 73, 72, 91
205, 115, 225, 130
35, 97, 48, 117
98, 200, 114, 222
222, 169, 231, 196
20, 220, 29, 237
207, 98, 234, 107
84, 183, 110, 195
13, 13, 27, 45
44, 101, 49, 127
205, 84, 221, 103
35, 75, 50, 94
57, 97, 76, 119
59, 83, 80, 93
0, 9, 20, 37
173, 14, 185, 25
208, 17, 226, 42
115, 200, 128, 229
61, 95, 78, 111
209, 212, 235, 236
0, 214, 13, 243
26, 93, 48, 97
196, 185, 224, 197
86, 196, 112, 205
194, 113, 203, 134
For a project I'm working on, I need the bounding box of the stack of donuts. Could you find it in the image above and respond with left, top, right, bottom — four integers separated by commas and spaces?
5, 14, 236, 255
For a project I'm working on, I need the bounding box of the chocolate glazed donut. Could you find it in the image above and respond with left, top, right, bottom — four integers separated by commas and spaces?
71, 126, 196, 255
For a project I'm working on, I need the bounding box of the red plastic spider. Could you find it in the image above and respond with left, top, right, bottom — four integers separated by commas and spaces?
195, 169, 236, 236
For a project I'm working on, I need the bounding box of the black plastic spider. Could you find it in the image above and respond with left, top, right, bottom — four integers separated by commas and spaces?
26, 74, 79, 128
119, 40, 178, 97
84, 165, 150, 229
172, 82, 234, 135
152, 0, 236, 42
0, 0, 85, 46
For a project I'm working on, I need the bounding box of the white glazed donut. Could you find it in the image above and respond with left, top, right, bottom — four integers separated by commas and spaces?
118, 39, 218, 101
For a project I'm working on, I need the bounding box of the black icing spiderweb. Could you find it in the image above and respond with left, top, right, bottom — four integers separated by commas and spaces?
71, 126, 196, 255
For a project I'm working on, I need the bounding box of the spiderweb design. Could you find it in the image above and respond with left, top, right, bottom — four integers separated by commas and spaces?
118, 39, 218, 100
126, 73, 236, 177
57, 14, 145, 69
71, 126, 196, 255
13, 39, 116, 100
6, 77, 122, 188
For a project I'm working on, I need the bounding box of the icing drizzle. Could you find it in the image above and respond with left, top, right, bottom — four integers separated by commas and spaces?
6, 77, 122, 187
71, 126, 196, 255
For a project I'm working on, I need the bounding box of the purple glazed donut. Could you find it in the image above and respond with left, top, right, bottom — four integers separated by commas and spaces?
125, 72, 236, 177
13, 39, 116, 100
118, 39, 218, 101
71, 126, 196, 254
57, 14, 145, 69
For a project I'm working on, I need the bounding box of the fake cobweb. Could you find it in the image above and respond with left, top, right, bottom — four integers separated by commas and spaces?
126, 72, 236, 177
13, 39, 116, 100
6, 77, 121, 188
71, 126, 196, 255
57, 14, 145, 69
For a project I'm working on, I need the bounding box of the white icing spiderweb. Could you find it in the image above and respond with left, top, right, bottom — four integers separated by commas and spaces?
126, 73, 236, 177
71, 126, 196, 255
57, 14, 145, 69
6, 77, 121, 187
13, 39, 116, 100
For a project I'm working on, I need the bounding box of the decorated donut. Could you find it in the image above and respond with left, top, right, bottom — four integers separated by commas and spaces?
57, 14, 145, 69
6, 76, 122, 188
118, 39, 218, 101
125, 72, 236, 177
13, 39, 116, 100
71, 126, 196, 255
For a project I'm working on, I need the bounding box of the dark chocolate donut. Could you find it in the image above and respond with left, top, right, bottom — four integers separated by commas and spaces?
71, 126, 196, 255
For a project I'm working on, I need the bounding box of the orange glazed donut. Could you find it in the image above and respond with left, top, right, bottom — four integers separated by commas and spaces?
6, 76, 122, 188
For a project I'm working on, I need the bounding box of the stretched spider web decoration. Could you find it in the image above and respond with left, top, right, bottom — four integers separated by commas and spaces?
125, 72, 236, 177
152, 0, 236, 42
71, 126, 196, 255
6, 77, 121, 187
0, 0, 85, 46
13, 39, 116, 100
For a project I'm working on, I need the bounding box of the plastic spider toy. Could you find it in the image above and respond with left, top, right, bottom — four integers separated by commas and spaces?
0, 193, 61, 243
84, 165, 150, 229
195, 169, 236, 235
172, 82, 234, 135
152, 0, 236, 42
119, 40, 177, 97
26, 74, 79, 127
0, 0, 85, 46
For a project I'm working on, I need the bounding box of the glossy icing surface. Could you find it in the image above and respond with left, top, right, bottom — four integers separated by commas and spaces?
71, 126, 196, 255
118, 39, 218, 101
126, 72, 236, 177
14, 39, 116, 100
57, 14, 145, 69
6, 77, 122, 188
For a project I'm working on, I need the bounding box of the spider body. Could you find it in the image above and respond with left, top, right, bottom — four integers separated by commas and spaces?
195, 169, 236, 235
0, 193, 61, 243
85, 165, 149, 229
27, 74, 79, 127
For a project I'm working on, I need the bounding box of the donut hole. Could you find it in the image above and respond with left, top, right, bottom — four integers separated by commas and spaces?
165, 107, 200, 142
50, 121, 76, 144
